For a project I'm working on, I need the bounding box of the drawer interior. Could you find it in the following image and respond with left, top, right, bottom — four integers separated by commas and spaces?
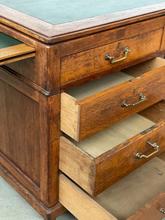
75, 114, 155, 157
71, 101, 164, 158
0, 33, 35, 65
66, 71, 133, 100
64, 57, 164, 100
124, 57, 165, 77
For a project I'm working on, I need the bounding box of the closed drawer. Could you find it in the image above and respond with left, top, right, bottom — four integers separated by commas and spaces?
0, 33, 35, 65
60, 101, 165, 196
61, 57, 165, 141
60, 156, 165, 220
61, 28, 163, 86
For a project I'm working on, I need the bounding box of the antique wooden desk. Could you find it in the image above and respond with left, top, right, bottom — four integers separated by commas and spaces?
0, 1, 165, 219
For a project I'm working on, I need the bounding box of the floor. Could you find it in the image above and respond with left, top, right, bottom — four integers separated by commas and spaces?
0, 177, 75, 220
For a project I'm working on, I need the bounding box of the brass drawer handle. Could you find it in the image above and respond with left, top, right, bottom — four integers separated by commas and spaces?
136, 141, 160, 159
121, 93, 147, 108
160, 208, 165, 214
105, 47, 131, 64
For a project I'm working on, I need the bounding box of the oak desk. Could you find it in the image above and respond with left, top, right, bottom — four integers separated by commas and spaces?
0, 1, 165, 219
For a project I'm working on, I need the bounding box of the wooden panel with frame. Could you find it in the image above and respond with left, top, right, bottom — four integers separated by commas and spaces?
0, 65, 63, 219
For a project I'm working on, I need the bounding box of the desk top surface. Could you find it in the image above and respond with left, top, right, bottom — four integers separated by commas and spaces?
0, 0, 165, 43
1, 0, 164, 25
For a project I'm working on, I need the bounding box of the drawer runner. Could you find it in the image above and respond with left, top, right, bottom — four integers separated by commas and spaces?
0, 33, 35, 65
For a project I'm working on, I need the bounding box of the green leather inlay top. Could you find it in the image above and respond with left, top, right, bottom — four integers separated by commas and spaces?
0, 33, 21, 49
1, 0, 164, 25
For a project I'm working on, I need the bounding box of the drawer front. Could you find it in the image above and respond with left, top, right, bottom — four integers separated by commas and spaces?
128, 193, 165, 220
0, 33, 35, 65
79, 65, 165, 140
94, 121, 165, 195
61, 61, 165, 141
60, 120, 165, 196
59, 174, 117, 220
161, 28, 165, 52
61, 28, 163, 86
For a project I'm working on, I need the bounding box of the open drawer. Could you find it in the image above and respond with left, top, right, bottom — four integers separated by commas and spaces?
60, 155, 165, 220
60, 101, 165, 196
0, 33, 35, 65
61, 57, 165, 141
